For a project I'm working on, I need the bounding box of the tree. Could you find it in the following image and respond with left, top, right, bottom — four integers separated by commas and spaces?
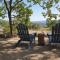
0, 0, 60, 35
12, 6, 32, 34
0, 0, 15, 36
42, 9, 57, 28
13, 2, 32, 26
0, 0, 12, 35
0, 19, 9, 33
28, 0, 59, 8
28, 0, 60, 28
0, 0, 32, 36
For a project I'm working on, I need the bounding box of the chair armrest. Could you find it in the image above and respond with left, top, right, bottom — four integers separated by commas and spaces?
29, 33, 36, 41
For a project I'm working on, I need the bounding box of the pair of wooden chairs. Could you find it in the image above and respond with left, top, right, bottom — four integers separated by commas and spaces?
15, 23, 36, 48
16, 22, 60, 47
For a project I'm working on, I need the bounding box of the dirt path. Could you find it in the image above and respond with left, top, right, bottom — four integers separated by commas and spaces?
0, 37, 60, 60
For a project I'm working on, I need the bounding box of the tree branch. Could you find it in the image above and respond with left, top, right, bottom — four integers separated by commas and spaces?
4, 0, 9, 12
39, 4, 46, 9
14, 0, 23, 7
10, 0, 12, 12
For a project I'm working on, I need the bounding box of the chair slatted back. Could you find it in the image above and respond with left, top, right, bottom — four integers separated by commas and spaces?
51, 23, 60, 43
17, 23, 30, 41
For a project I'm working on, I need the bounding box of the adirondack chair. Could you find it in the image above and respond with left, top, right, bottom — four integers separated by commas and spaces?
48, 23, 60, 44
15, 23, 36, 48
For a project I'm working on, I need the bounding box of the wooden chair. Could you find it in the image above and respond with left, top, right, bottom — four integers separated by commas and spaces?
48, 23, 60, 44
16, 23, 36, 48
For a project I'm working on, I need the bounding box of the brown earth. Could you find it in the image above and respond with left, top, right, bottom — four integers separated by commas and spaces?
0, 29, 60, 60
0, 36, 60, 60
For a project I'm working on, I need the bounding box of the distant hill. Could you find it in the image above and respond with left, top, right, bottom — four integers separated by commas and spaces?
31, 20, 46, 27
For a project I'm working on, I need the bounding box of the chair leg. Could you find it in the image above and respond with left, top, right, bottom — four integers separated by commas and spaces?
29, 41, 33, 49
15, 39, 21, 47
34, 38, 35, 46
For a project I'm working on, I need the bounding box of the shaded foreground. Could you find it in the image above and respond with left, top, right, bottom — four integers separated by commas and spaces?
0, 37, 60, 60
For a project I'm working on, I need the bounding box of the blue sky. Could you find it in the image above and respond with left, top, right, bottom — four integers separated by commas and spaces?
30, 4, 60, 21
28, 1, 60, 22
30, 5, 46, 21
23, 0, 46, 21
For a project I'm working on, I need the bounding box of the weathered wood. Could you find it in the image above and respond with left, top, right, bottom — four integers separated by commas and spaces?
49, 23, 60, 43
16, 23, 36, 47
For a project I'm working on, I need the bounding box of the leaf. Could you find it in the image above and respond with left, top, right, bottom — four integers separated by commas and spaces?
54, 0, 59, 3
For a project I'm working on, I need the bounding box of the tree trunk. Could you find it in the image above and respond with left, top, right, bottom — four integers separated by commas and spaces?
8, 11, 12, 36
4, 0, 13, 36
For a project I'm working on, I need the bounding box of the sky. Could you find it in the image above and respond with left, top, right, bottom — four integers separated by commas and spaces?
30, 4, 60, 22
30, 5, 46, 21
28, 0, 60, 22
23, 0, 46, 21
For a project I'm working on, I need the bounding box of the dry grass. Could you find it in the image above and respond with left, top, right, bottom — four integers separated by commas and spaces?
29, 28, 50, 34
